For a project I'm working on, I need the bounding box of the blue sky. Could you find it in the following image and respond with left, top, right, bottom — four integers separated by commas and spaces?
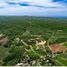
0, 0, 67, 17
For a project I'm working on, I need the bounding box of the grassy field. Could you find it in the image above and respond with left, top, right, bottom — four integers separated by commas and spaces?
54, 54, 67, 66
0, 46, 9, 60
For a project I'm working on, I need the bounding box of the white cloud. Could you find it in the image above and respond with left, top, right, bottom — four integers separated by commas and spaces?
0, 2, 8, 7
0, 0, 67, 16
5, 0, 63, 7
0, 0, 66, 8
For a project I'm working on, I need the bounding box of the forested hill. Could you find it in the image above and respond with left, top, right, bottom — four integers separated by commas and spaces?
0, 16, 67, 23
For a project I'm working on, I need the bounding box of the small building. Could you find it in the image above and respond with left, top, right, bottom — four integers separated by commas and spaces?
16, 63, 23, 66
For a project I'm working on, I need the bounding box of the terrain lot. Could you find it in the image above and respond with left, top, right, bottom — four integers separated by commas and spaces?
0, 16, 67, 66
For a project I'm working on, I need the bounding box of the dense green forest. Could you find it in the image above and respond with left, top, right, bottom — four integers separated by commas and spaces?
0, 16, 67, 66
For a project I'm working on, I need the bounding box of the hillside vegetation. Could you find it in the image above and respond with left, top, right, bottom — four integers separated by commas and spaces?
0, 16, 67, 66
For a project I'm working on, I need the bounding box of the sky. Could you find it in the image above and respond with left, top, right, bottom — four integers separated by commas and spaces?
0, 0, 67, 17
